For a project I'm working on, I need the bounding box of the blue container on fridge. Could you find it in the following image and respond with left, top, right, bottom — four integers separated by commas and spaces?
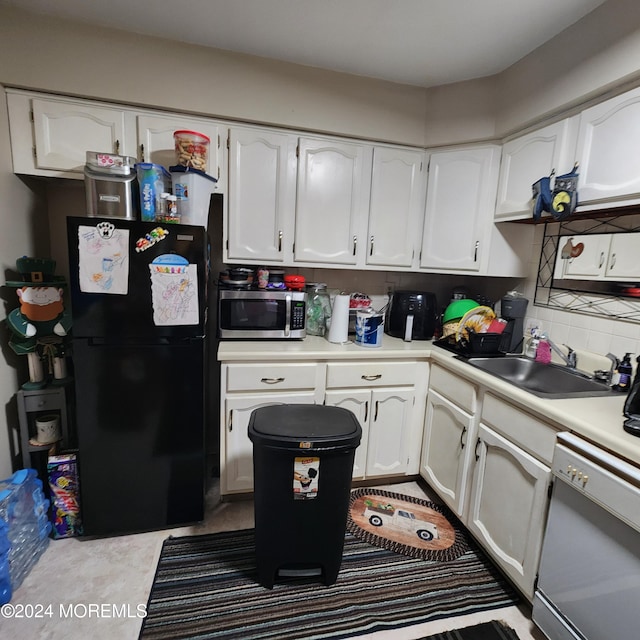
135, 163, 171, 222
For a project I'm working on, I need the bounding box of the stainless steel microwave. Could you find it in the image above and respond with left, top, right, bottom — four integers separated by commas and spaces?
218, 289, 307, 339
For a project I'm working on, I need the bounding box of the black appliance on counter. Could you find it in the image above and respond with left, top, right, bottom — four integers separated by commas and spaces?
66, 216, 209, 536
385, 290, 437, 341
499, 293, 529, 354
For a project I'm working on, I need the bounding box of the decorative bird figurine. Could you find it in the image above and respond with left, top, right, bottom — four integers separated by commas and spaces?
560, 236, 584, 260
561, 237, 575, 260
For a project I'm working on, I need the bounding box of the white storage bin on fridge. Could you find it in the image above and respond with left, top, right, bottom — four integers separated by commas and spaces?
170, 165, 218, 227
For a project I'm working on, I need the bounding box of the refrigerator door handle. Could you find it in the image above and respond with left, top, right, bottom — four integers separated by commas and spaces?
284, 294, 291, 337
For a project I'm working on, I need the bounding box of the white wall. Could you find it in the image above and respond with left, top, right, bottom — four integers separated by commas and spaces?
0, 6, 429, 147
1, 2, 640, 476
496, 0, 640, 136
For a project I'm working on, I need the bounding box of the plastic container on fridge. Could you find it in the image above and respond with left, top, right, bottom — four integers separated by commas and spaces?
169, 165, 217, 227
136, 163, 171, 222
173, 130, 210, 172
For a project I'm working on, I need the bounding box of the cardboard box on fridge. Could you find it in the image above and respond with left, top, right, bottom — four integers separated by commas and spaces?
47, 453, 83, 538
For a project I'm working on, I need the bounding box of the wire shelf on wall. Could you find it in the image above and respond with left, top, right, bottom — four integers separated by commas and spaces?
534, 212, 640, 323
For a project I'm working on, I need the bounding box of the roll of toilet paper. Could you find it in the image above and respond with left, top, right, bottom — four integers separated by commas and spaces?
327, 294, 350, 343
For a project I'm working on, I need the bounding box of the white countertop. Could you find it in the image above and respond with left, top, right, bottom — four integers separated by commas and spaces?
217, 334, 640, 468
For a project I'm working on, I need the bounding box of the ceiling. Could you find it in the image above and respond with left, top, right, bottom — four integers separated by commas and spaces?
1, 0, 608, 88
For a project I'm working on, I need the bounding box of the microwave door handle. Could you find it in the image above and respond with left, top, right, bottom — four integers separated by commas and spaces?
284, 294, 291, 336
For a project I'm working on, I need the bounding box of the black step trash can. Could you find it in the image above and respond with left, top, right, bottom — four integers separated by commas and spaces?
248, 404, 362, 589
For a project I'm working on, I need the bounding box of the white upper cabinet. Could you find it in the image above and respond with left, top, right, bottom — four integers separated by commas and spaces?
607, 233, 640, 280
496, 85, 640, 217
366, 146, 426, 268
294, 137, 372, 266
7, 91, 136, 178
557, 232, 640, 281
226, 127, 297, 263
575, 86, 640, 207
495, 117, 579, 221
420, 145, 502, 274
6, 89, 224, 183
136, 114, 223, 185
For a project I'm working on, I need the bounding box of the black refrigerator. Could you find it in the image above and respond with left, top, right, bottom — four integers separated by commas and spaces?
66, 216, 209, 536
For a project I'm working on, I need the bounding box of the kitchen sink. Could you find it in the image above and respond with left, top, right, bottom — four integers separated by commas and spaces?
458, 355, 616, 399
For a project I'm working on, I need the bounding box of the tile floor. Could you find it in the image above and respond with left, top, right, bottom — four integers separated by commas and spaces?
2, 480, 546, 640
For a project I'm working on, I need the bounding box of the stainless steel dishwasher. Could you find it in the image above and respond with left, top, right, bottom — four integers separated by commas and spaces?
532, 432, 640, 640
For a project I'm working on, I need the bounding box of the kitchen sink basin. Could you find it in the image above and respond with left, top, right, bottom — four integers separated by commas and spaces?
459, 355, 616, 399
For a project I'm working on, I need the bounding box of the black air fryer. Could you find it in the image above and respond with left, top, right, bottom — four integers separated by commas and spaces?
385, 291, 437, 341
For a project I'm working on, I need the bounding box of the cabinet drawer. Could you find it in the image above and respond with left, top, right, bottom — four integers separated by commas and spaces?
23, 392, 64, 413
326, 361, 416, 388
481, 393, 557, 465
226, 363, 318, 392
429, 364, 477, 413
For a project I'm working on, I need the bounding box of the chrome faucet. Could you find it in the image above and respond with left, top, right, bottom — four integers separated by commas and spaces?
594, 353, 619, 384
547, 338, 577, 368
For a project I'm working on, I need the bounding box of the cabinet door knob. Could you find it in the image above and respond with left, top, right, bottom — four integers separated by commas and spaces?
261, 377, 285, 384
361, 374, 382, 381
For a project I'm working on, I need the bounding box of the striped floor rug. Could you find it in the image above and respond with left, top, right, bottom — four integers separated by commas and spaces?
139, 528, 519, 640
419, 620, 521, 640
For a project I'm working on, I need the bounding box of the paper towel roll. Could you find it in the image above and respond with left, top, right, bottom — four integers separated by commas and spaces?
327, 294, 350, 343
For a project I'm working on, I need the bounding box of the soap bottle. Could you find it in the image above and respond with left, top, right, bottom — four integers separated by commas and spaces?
535, 334, 552, 364
525, 331, 540, 359
617, 353, 633, 391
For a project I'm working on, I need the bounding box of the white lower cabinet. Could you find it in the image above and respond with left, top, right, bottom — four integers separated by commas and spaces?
325, 388, 413, 479
420, 364, 478, 518
420, 366, 556, 601
220, 357, 428, 495
220, 362, 321, 496
467, 423, 551, 599
420, 389, 475, 517
325, 361, 427, 480
223, 392, 315, 495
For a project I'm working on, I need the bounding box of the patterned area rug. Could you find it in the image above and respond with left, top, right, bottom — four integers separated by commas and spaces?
347, 488, 469, 561
418, 620, 521, 640
139, 502, 519, 639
